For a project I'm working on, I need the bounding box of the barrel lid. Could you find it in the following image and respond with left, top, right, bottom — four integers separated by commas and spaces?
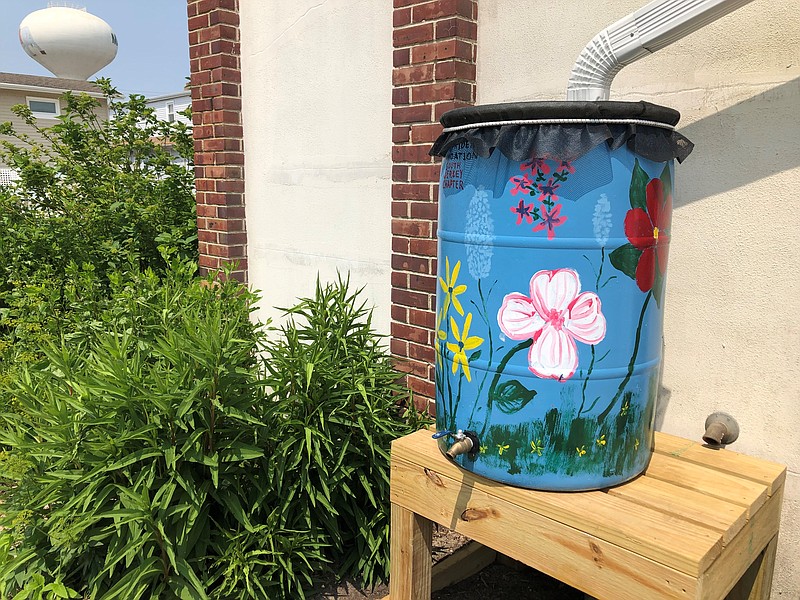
439, 101, 681, 128
430, 100, 693, 163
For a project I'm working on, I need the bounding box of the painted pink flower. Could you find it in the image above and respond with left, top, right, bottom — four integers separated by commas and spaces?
510, 199, 535, 225
522, 158, 551, 176
510, 174, 533, 196
532, 203, 566, 240
497, 269, 606, 381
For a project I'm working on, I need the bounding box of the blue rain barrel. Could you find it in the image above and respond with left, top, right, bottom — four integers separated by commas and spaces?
430, 101, 693, 490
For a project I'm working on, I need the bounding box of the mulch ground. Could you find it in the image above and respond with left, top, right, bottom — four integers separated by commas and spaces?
312, 526, 585, 600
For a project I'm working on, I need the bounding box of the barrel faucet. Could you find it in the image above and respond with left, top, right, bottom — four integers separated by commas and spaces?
433, 429, 480, 460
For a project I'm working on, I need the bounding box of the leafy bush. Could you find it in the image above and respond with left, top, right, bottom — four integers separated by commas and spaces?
0, 260, 325, 599
0, 269, 425, 598
0, 79, 196, 379
262, 277, 428, 588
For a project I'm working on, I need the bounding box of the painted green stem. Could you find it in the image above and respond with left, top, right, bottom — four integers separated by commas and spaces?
479, 339, 532, 437
597, 290, 652, 422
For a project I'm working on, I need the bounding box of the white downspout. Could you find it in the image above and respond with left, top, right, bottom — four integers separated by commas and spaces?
566, 0, 756, 101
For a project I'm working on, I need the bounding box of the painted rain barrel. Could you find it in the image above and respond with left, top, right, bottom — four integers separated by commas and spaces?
430, 101, 693, 491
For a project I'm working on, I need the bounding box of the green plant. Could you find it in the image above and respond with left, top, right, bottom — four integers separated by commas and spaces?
0, 260, 324, 599
261, 276, 429, 588
0, 268, 426, 598
0, 79, 196, 379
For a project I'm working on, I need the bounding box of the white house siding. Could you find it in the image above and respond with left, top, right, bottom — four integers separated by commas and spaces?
239, 0, 393, 333
0, 86, 108, 169
478, 1, 800, 595
145, 93, 192, 126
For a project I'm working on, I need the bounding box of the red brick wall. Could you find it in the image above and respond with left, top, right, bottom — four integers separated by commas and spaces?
391, 0, 478, 411
187, 0, 247, 282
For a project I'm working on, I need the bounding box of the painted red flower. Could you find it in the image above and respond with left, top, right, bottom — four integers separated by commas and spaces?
623, 178, 672, 292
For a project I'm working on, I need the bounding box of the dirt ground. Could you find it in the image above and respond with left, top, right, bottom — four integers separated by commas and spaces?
313, 526, 585, 600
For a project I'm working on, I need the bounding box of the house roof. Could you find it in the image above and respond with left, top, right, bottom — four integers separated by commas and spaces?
145, 90, 192, 103
0, 72, 104, 97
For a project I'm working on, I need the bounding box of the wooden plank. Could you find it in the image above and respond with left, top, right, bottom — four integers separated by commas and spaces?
655, 433, 786, 496
606, 476, 748, 544
431, 542, 496, 592
393, 431, 722, 576
389, 502, 432, 600
699, 486, 784, 600
391, 456, 698, 600
645, 452, 768, 513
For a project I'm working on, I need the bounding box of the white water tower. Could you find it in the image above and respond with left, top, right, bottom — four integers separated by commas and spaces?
19, 5, 118, 80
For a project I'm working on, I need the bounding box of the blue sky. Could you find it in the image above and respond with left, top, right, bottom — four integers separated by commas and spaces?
0, 1, 189, 97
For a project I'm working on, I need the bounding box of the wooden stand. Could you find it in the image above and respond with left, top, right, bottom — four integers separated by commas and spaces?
388, 430, 786, 600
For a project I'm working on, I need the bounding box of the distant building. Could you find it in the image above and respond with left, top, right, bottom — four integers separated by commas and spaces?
145, 90, 192, 127
143, 90, 192, 168
0, 72, 108, 178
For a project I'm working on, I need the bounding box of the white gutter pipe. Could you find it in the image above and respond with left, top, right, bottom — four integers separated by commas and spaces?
566, 0, 755, 101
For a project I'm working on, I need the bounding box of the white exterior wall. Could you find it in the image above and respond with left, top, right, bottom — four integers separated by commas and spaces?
239, 0, 393, 332
478, 2, 799, 595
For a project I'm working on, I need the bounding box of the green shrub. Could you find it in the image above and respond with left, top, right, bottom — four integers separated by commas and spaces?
0, 260, 324, 599
262, 276, 428, 588
0, 80, 196, 376
0, 269, 426, 598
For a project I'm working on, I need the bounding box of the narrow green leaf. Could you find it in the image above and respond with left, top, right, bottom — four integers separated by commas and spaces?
630, 158, 649, 210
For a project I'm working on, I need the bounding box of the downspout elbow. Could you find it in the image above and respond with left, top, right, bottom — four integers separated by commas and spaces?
566, 0, 757, 101
567, 15, 649, 101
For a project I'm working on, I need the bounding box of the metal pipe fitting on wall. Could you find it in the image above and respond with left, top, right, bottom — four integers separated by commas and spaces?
703, 412, 740, 446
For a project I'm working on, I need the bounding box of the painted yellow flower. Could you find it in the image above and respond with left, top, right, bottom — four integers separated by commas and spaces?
497, 443, 510, 456
479, 445, 487, 454
439, 257, 467, 317
634, 438, 640, 450
596, 435, 606, 447
576, 446, 587, 457
446, 313, 483, 382
620, 400, 630, 416
530, 440, 544, 456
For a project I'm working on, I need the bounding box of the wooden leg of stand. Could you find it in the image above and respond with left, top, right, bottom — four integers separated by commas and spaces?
725, 534, 779, 600
389, 502, 432, 600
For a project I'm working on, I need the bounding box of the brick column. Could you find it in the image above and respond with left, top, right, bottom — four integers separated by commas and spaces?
187, 0, 247, 282
391, 0, 478, 411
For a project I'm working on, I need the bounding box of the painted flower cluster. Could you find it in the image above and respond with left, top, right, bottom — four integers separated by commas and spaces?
508, 158, 575, 240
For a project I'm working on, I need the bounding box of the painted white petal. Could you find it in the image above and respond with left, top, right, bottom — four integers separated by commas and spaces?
566, 292, 607, 345
529, 268, 581, 316
497, 293, 544, 340
528, 325, 578, 381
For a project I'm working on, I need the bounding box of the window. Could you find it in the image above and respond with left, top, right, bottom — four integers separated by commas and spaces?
27, 97, 60, 119
166, 101, 175, 123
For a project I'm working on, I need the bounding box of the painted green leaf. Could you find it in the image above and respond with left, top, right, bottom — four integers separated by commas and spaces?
469, 350, 482, 362
630, 159, 649, 210
491, 380, 537, 414
652, 270, 665, 308
659, 162, 672, 200
609, 243, 642, 281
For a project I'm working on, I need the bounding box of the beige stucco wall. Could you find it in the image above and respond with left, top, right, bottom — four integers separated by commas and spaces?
239, 0, 393, 332
478, 1, 799, 595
